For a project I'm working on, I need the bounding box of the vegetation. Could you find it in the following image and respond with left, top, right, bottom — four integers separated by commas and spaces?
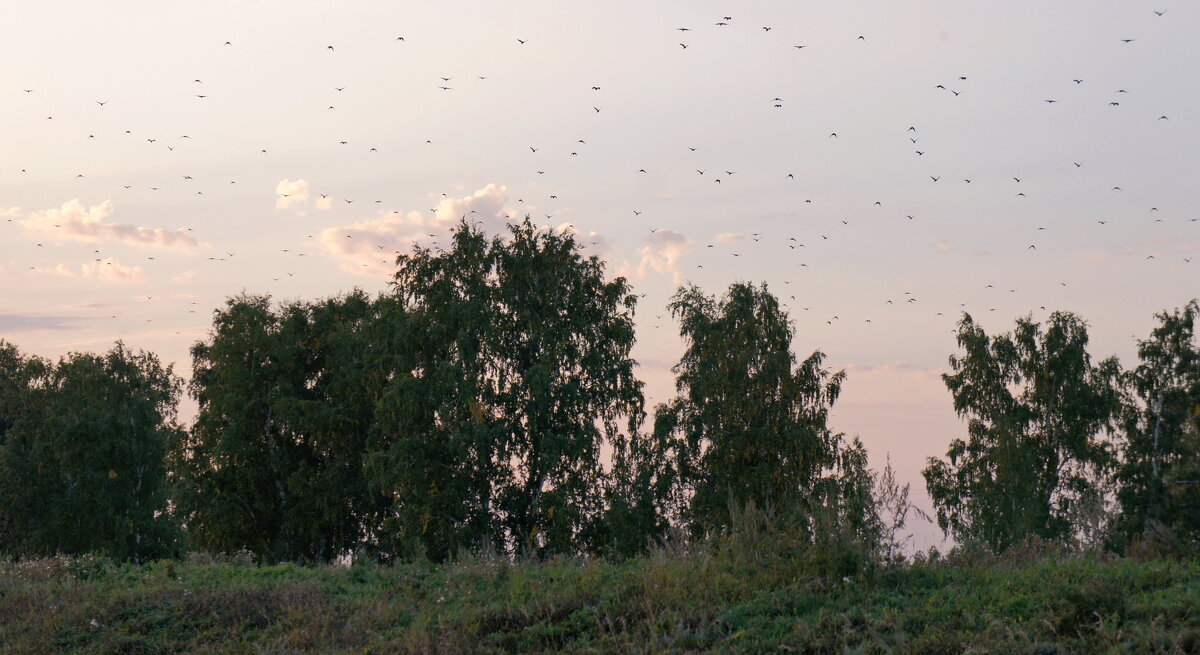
923, 312, 1123, 551
2, 543, 1199, 654
0, 342, 181, 563
1, 216, 1199, 651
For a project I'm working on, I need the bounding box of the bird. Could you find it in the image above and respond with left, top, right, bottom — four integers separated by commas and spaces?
930, 176, 940, 182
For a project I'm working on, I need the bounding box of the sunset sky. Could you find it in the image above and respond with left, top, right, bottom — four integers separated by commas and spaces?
2, 1, 1197, 548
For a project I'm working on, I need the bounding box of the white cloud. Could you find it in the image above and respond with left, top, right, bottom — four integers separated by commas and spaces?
536, 222, 613, 260
713, 232, 744, 244
275, 178, 311, 211
319, 183, 518, 276
637, 229, 691, 283
935, 239, 952, 253
315, 195, 333, 211
32, 257, 146, 283
20, 200, 199, 249
1, 207, 19, 220
84, 258, 146, 282
172, 271, 198, 284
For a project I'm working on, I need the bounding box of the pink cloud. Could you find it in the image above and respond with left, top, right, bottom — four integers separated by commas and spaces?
20, 200, 199, 249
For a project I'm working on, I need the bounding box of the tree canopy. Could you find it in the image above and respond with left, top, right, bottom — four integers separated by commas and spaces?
924, 312, 1121, 551
0, 341, 181, 563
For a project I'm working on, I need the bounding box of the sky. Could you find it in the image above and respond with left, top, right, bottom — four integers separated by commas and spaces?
2, 1, 1197, 550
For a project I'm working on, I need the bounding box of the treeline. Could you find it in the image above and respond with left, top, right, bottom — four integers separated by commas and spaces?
0, 217, 1197, 565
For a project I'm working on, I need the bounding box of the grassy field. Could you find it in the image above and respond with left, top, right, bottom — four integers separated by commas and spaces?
2, 540, 1198, 654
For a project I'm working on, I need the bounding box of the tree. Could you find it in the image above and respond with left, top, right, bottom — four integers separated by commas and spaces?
652, 282, 848, 536
1113, 300, 1200, 548
923, 312, 1121, 551
596, 428, 684, 558
367, 225, 504, 561
371, 217, 645, 559
172, 291, 397, 563
0, 341, 181, 563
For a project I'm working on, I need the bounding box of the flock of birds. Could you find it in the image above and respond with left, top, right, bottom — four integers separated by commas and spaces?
1, 7, 1195, 348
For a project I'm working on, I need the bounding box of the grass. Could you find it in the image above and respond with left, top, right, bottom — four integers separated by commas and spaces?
1, 542, 1198, 654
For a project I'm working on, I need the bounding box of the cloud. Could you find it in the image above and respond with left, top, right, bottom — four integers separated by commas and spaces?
1, 207, 19, 220
551, 222, 612, 259
172, 271, 198, 284
319, 183, 518, 276
20, 200, 200, 249
0, 313, 89, 332
275, 178, 311, 211
315, 195, 333, 211
713, 232, 744, 244
84, 258, 146, 282
935, 239, 952, 253
32, 257, 147, 283
637, 229, 691, 283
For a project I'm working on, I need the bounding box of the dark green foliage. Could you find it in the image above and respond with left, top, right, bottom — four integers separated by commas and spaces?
172, 291, 399, 563
373, 217, 645, 559
652, 282, 851, 537
0, 341, 181, 563
368, 223, 505, 561
924, 312, 1122, 552
597, 429, 682, 558
1114, 300, 1200, 550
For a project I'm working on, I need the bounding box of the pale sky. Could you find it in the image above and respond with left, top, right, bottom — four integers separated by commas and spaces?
2, 1, 1197, 550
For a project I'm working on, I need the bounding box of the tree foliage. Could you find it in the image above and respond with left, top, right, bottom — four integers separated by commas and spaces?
172, 291, 397, 563
924, 312, 1121, 551
651, 282, 854, 538
0, 341, 180, 562
1113, 300, 1200, 548
372, 217, 645, 559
